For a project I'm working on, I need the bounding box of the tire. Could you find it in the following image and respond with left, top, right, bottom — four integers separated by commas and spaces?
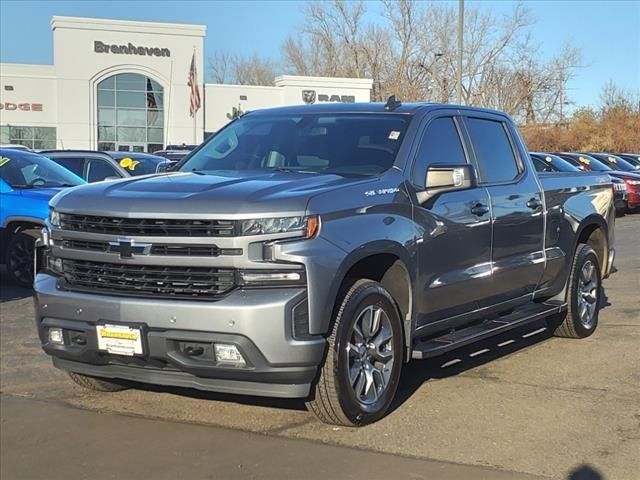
6, 232, 35, 287
547, 244, 601, 338
307, 279, 403, 427
68, 372, 128, 392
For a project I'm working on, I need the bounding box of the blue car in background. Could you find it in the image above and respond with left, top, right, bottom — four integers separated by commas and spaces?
0, 149, 85, 286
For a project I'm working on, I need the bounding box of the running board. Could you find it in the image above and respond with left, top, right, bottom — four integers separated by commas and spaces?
411, 301, 567, 360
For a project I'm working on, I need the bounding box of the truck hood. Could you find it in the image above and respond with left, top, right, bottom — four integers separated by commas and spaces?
51, 171, 375, 217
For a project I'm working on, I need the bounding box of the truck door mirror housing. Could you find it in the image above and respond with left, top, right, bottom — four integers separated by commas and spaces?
417, 164, 477, 203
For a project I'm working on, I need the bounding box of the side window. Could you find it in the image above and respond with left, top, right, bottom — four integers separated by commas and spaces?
530, 156, 547, 172
412, 117, 467, 186
50, 157, 85, 178
465, 118, 520, 183
86, 159, 120, 182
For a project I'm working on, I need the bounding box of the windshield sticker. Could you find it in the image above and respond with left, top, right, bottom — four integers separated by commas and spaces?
545, 156, 553, 162
578, 156, 590, 165
0, 156, 10, 167
119, 157, 140, 171
388, 131, 401, 140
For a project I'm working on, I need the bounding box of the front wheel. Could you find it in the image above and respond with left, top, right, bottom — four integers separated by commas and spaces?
547, 244, 602, 338
6, 232, 35, 287
307, 279, 403, 427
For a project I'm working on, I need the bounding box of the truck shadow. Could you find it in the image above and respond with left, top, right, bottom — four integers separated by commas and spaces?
0, 267, 32, 303
106, 287, 613, 416
392, 288, 611, 414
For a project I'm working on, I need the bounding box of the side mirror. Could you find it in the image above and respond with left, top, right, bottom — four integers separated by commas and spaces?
416, 164, 477, 204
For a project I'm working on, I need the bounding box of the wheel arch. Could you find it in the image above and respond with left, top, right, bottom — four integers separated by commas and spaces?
327, 241, 415, 360
574, 215, 609, 275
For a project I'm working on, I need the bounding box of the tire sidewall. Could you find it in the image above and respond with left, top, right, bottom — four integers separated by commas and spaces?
568, 246, 601, 336
333, 283, 403, 425
7, 233, 35, 287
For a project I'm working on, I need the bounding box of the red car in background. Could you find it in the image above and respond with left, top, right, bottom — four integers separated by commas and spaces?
555, 153, 640, 211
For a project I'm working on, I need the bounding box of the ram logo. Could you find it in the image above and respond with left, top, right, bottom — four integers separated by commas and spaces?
302, 90, 317, 104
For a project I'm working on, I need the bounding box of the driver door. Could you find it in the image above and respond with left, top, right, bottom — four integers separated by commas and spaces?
411, 114, 493, 333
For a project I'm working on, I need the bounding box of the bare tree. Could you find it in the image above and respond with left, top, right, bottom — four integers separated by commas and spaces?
208, 52, 278, 86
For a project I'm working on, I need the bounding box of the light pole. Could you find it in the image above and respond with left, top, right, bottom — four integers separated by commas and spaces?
457, 0, 464, 105
431, 52, 444, 102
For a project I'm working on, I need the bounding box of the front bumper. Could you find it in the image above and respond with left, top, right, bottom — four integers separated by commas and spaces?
34, 273, 326, 398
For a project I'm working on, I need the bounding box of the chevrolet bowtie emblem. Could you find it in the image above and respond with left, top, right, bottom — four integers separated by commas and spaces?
108, 239, 151, 258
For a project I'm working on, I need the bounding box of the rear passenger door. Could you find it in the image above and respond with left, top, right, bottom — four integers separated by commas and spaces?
411, 113, 493, 330
462, 115, 545, 307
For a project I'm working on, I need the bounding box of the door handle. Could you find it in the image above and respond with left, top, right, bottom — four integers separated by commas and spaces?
526, 198, 542, 210
470, 203, 490, 216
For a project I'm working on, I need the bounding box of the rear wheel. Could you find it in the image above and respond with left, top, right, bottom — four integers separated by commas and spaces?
547, 244, 601, 338
68, 372, 128, 392
6, 232, 35, 287
307, 279, 403, 426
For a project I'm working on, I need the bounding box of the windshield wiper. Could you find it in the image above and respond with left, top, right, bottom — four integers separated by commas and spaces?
11, 184, 36, 189
271, 167, 321, 175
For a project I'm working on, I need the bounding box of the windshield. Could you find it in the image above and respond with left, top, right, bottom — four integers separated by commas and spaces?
179, 113, 411, 177
0, 150, 85, 188
111, 154, 169, 176
533, 153, 580, 172
564, 154, 612, 172
594, 154, 639, 172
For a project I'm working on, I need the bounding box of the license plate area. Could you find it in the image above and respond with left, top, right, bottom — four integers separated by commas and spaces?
96, 323, 145, 357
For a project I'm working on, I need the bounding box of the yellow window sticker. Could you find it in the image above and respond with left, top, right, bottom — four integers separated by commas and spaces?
119, 157, 140, 171
0, 156, 10, 167
608, 156, 616, 163
545, 156, 553, 162
578, 156, 590, 165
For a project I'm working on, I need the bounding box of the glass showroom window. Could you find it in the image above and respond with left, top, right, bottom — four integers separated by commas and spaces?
97, 73, 164, 153
0, 126, 57, 150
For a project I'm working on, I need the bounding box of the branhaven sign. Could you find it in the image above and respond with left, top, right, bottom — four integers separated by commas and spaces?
94, 41, 171, 57
0, 103, 43, 111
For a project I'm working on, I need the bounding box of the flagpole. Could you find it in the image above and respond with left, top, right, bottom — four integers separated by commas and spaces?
193, 46, 197, 145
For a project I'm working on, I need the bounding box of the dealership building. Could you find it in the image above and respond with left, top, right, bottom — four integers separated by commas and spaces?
0, 16, 373, 152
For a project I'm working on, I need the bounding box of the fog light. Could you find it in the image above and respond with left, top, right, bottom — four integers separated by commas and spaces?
46, 255, 64, 275
48, 328, 64, 345
214, 343, 246, 367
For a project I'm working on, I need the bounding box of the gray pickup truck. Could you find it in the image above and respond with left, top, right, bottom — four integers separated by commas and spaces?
35, 102, 615, 426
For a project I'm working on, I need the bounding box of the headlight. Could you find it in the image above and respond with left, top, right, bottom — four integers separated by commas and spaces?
239, 216, 320, 238
49, 208, 60, 227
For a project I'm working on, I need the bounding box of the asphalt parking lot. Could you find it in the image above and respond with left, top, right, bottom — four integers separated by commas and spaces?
1, 215, 638, 480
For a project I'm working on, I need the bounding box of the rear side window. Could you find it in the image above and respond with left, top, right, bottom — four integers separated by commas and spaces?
530, 156, 548, 172
465, 118, 519, 183
86, 159, 120, 182
50, 157, 86, 178
412, 117, 467, 186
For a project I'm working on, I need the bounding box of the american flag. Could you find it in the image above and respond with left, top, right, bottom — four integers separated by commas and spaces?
146, 78, 159, 126
188, 51, 201, 117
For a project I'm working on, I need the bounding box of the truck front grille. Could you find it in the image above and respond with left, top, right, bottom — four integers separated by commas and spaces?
59, 214, 236, 237
61, 259, 236, 299
60, 240, 237, 257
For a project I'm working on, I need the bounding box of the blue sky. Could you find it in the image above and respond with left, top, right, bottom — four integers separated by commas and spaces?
1, 0, 638, 110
